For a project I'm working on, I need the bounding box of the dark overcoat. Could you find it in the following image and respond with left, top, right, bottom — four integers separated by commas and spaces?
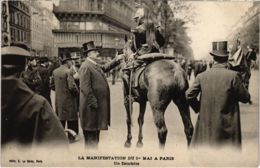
186, 63, 250, 147
53, 65, 79, 121
37, 64, 52, 105
1, 78, 68, 147
79, 58, 120, 131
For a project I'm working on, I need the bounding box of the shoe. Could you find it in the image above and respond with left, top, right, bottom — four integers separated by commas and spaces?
249, 100, 253, 105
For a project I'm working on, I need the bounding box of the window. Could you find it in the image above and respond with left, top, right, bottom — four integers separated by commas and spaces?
17, 13, 20, 26
97, 0, 104, 10
21, 15, 23, 27
17, 30, 20, 41
24, 31, 27, 41
90, 0, 94, 10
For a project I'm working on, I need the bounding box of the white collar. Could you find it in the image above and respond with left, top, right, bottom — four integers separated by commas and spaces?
87, 57, 98, 66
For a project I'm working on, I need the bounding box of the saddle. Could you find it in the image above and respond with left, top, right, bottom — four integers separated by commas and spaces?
131, 65, 146, 88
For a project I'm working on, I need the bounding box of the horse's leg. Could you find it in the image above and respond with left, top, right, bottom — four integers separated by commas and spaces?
122, 75, 132, 148
173, 93, 193, 146
136, 101, 146, 148
148, 91, 170, 149
124, 100, 132, 148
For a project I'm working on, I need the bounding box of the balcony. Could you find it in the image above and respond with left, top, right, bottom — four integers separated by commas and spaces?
53, 30, 126, 49
53, 2, 135, 31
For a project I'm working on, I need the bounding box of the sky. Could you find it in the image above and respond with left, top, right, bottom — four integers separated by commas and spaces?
186, 1, 253, 60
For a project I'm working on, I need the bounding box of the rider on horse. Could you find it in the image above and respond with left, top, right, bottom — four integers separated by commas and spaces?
123, 6, 165, 96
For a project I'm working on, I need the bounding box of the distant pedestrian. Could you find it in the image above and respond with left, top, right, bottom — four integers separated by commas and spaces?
21, 56, 42, 94
186, 41, 250, 148
244, 45, 257, 88
52, 53, 79, 143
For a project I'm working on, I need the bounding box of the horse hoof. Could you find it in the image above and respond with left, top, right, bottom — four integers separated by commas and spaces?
159, 143, 165, 149
124, 141, 131, 148
136, 141, 143, 148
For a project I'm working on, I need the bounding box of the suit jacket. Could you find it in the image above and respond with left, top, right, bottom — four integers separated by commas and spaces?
52, 65, 79, 121
1, 78, 68, 148
186, 63, 250, 147
79, 57, 120, 131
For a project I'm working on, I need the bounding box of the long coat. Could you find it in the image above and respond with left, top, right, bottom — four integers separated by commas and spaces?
37, 64, 52, 105
79, 58, 120, 131
186, 63, 250, 147
53, 65, 79, 121
1, 78, 68, 147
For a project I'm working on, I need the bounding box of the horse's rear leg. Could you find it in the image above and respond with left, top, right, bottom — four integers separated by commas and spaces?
173, 93, 193, 146
136, 101, 146, 148
148, 93, 170, 149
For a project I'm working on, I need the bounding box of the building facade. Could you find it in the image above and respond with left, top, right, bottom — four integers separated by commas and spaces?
30, 1, 57, 57
53, 0, 136, 58
1, 1, 31, 47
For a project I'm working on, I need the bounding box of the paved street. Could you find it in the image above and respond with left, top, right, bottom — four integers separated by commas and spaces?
51, 70, 259, 167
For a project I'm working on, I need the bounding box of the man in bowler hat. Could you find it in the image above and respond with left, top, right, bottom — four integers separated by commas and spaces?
186, 41, 250, 148
79, 41, 123, 148
52, 53, 79, 143
1, 44, 68, 150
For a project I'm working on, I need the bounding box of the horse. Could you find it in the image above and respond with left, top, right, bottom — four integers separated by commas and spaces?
121, 42, 194, 148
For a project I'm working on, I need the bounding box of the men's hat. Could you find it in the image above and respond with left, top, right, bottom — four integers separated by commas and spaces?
61, 53, 74, 62
2, 46, 31, 67
38, 56, 49, 63
210, 41, 229, 57
2, 46, 31, 57
82, 41, 98, 54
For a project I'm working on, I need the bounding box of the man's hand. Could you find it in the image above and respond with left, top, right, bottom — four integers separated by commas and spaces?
115, 54, 125, 62
131, 28, 138, 33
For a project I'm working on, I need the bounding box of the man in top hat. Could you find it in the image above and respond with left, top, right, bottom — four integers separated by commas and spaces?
52, 52, 80, 143
79, 41, 124, 148
1, 44, 68, 150
186, 41, 250, 148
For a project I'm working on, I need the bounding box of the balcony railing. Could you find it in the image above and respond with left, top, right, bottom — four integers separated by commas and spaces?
53, 2, 135, 29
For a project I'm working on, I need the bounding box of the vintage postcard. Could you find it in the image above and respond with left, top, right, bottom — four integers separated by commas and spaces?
1, 0, 259, 167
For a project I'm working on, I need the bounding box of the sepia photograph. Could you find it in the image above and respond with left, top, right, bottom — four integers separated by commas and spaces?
1, 0, 259, 167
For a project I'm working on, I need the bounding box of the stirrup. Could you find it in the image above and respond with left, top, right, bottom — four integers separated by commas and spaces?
126, 95, 136, 102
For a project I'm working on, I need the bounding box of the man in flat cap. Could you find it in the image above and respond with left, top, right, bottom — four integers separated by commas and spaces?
1, 44, 68, 150
79, 41, 123, 148
186, 41, 250, 148
52, 53, 79, 143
